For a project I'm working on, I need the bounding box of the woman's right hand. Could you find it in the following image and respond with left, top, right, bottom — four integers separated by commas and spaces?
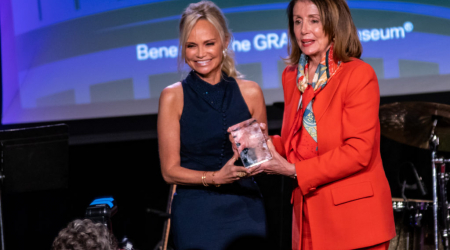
262, 139, 296, 176
214, 150, 250, 184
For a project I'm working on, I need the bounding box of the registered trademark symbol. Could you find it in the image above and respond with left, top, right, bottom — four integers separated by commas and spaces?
404, 21, 414, 32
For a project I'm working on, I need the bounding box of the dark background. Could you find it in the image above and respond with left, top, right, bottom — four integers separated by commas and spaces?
1, 104, 293, 250
1, 90, 450, 249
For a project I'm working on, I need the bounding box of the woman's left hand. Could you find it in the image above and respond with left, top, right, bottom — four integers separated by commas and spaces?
249, 139, 296, 178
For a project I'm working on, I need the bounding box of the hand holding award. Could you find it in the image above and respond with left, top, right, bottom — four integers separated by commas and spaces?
228, 118, 272, 168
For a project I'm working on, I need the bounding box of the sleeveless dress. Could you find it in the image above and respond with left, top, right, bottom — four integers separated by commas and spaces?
171, 71, 267, 250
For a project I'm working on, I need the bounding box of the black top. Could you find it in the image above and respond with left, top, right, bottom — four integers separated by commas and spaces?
171, 71, 267, 250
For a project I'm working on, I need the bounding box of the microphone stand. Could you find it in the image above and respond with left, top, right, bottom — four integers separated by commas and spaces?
430, 118, 439, 250
0, 141, 5, 250
0, 168, 5, 250
439, 161, 449, 250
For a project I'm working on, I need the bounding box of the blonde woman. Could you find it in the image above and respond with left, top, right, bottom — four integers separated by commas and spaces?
157, 1, 267, 249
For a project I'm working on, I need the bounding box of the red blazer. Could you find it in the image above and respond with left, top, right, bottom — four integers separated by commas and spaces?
272, 59, 396, 249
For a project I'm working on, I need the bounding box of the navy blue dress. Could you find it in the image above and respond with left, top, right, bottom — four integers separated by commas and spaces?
171, 71, 267, 250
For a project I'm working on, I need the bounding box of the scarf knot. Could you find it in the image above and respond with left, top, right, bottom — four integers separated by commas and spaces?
296, 43, 340, 94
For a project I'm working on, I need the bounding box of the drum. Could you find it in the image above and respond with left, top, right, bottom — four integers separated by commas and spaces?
389, 198, 444, 250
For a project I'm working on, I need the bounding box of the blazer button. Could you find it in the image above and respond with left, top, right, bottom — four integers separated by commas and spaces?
309, 187, 316, 192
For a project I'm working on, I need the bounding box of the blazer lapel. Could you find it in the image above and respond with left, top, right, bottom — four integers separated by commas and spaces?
314, 77, 340, 123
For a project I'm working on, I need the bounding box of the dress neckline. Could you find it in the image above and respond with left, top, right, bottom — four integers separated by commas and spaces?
186, 71, 233, 111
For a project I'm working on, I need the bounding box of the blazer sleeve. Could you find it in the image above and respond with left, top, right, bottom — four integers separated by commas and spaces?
295, 62, 380, 196
271, 135, 286, 158
270, 65, 294, 158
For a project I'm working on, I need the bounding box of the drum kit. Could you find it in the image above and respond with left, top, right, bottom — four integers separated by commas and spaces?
380, 102, 450, 250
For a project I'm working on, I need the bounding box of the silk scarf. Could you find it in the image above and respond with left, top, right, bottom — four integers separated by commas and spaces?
290, 43, 341, 158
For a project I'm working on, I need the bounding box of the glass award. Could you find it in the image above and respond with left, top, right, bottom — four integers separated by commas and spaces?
229, 118, 272, 168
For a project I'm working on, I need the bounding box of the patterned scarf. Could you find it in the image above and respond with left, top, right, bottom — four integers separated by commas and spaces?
291, 43, 340, 158
296, 44, 340, 94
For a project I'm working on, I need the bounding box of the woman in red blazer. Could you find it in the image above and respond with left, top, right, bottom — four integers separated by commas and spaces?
254, 0, 396, 249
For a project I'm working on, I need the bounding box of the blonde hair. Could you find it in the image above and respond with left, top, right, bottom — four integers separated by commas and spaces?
179, 1, 241, 78
285, 0, 362, 65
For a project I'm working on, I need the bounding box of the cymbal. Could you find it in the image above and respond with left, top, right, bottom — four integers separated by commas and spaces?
379, 102, 450, 152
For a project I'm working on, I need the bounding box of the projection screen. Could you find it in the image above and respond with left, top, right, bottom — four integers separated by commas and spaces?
1, 0, 450, 124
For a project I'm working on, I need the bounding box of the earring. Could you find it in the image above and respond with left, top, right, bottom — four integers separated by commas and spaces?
222, 49, 227, 58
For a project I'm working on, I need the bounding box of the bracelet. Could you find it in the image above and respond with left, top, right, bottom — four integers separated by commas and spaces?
201, 172, 209, 186
212, 171, 221, 187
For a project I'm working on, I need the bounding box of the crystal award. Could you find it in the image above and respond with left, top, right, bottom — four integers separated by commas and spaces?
229, 118, 272, 168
